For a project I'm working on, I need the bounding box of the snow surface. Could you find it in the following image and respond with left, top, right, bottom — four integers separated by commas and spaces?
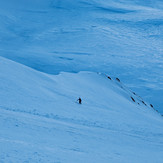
0, 0, 162, 113
0, 0, 163, 162
0, 56, 163, 162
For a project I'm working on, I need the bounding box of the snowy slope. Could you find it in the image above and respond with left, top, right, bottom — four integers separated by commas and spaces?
0, 0, 163, 162
0, 56, 163, 162
0, 0, 163, 113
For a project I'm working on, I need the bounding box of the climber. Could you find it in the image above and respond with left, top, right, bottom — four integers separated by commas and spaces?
77, 97, 82, 104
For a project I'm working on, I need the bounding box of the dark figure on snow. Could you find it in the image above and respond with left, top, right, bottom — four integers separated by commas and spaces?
116, 78, 120, 82
77, 97, 82, 104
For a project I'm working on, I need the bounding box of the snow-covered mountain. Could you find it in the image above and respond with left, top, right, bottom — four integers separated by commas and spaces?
0, 0, 163, 113
0, 0, 163, 162
0, 56, 163, 162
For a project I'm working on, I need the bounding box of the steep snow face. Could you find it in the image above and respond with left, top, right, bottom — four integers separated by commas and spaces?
0, 57, 163, 162
0, 0, 163, 112
0, 0, 162, 113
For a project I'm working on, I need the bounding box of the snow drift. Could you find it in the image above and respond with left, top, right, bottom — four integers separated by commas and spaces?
0, 56, 163, 162
0, 0, 163, 112
0, 0, 163, 162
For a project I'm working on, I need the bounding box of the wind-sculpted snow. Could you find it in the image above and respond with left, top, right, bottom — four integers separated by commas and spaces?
0, 56, 163, 162
0, 0, 162, 113
0, 0, 163, 161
